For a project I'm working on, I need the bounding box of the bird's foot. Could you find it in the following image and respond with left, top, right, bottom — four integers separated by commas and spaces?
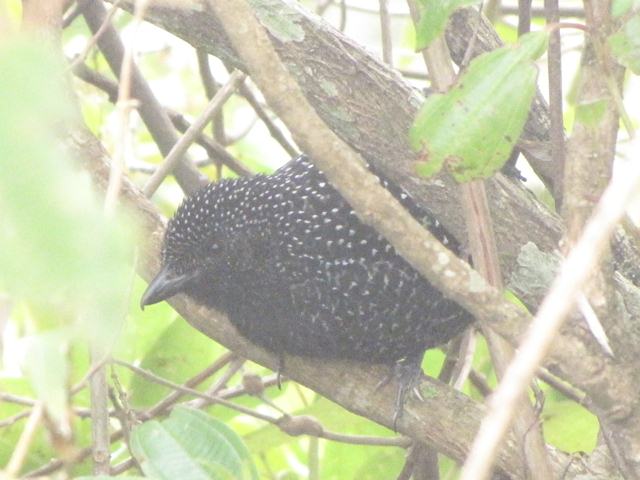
276, 355, 285, 390
390, 359, 424, 431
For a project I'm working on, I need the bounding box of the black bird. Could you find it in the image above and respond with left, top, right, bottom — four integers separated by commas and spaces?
141, 155, 473, 425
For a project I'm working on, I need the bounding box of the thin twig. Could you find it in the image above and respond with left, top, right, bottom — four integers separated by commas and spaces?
235, 79, 299, 157
378, 0, 392, 66
319, 430, 410, 447
315, 0, 333, 16
451, 329, 477, 390
544, 0, 566, 206
458, 3, 484, 70
0, 410, 31, 428
577, 294, 613, 356
89, 353, 111, 475
338, 0, 347, 32
111, 457, 137, 476
503, 4, 584, 17
5, 403, 44, 477
68, 0, 124, 72
185, 357, 246, 409
143, 352, 235, 418
517, 0, 532, 36
62, 1, 82, 28
196, 49, 227, 146
537, 368, 584, 404
69, 61, 253, 177
112, 358, 275, 422
80, 0, 206, 194
468, 369, 493, 397
143, 70, 246, 197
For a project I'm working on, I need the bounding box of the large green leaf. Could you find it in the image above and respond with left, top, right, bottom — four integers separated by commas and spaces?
410, 31, 548, 182
0, 37, 136, 347
131, 406, 258, 480
0, 37, 136, 428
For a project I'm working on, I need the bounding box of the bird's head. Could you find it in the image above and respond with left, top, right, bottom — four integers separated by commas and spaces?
140, 181, 243, 309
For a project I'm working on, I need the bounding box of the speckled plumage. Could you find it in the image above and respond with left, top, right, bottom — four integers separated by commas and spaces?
155, 155, 473, 369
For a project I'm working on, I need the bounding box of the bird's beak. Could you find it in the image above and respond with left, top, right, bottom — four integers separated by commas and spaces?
140, 265, 197, 310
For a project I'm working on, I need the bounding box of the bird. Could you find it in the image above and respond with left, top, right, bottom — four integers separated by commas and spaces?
141, 154, 474, 427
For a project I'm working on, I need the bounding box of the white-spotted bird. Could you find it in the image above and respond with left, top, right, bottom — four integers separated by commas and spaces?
141, 155, 473, 426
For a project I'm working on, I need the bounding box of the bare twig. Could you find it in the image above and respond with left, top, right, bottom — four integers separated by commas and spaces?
235, 79, 299, 157
69, 62, 253, 177
111, 457, 137, 476
143, 70, 246, 197
196, 49, 226, 146
80, 0, 206, 195
537, 368, 584, 405
68, 0, 123, 72
458, 4, 484, 71
517, 0, 532, 36
544, 0, 565, 205
89, 355, 111, 475
451, 329, 477, 390
185, 356, 245, 409
112, 358, 276, 422
5, 403, 44, 477
317, 429, 410, 447
338, 0, 347, 32
468, 369, 493, 397
0, 410, 32, 428
378, 0, 392, 66
504, 4, 584, 18
105, 0, 153, 215
143, 352, 236, 418
577, 294, 613, 356
62, 1, 82, 28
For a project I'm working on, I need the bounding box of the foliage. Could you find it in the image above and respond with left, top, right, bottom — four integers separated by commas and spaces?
130, 407, 258, 480
410, 32, 547, 181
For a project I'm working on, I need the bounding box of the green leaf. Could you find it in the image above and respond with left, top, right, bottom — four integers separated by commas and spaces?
415, 0, 480, 50
609, 14, 640, 74
131, 406, 258, 480
0, 37, 137, 349
410, 31, 548, 182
